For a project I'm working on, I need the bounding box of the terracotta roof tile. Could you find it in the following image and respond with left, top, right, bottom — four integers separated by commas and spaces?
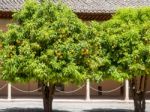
0, 0, 150, 13
0, 0, 23, 11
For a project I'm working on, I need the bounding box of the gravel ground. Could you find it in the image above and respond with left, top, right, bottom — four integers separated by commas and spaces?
0, 101, 150, 112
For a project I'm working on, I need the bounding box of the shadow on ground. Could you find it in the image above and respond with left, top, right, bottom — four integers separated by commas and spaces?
84, 108, 133, 112
0, 108, 70, 112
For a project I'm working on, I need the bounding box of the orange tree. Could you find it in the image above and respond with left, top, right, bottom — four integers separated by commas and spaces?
0, 0, 98, 112
91, 7, 150, 112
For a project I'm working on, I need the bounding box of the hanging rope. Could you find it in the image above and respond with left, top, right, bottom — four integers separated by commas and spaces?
11, 85, 42, 93
146, 91, 150, 94
0, 84, 7, 90
4, 83, 150, 95
56, 84, 85, 94
90, 84, 124, 93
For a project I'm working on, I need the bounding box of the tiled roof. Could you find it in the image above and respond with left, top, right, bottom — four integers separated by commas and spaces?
0, 0, 150, 13
0, 0, 23, 12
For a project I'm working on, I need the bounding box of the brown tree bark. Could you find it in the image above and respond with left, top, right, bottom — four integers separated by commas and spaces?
42, 83, 55, 112
130, 75, 148, 112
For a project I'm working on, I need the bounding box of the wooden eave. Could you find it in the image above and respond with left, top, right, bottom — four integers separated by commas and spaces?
0, 11, 113, 21
0, 11, 13, 19
76, 12, 113, 21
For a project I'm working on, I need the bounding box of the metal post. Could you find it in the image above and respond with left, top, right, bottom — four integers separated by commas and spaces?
8, 83, 11, 100
125, 80, 129, 101
86, 79, 90, 101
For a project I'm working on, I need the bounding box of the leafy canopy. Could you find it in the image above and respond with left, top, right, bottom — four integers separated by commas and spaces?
91, 7, 150, 82
0, 0, 90, 84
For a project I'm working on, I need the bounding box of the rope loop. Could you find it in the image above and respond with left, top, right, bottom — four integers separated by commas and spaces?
0, 84, 7, 90
11, 85, 42, 93
146, 91, 150, 94
90, 84, 124, 93
56, 84, 85, 94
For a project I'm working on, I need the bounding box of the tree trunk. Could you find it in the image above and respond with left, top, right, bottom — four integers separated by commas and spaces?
42, 83, 55, 112
129, 75, 148, 112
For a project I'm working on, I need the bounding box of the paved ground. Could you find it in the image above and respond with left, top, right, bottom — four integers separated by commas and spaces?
0, 100, 150, 112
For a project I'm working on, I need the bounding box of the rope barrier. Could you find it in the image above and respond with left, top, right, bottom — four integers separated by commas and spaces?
11, 85, 42, 93
56, 84, 85, 94
0, 84, 7, 90
90, 85, 124, 93
3, 83, 150, 95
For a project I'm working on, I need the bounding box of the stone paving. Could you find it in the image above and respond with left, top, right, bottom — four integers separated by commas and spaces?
0, 100, 150, 112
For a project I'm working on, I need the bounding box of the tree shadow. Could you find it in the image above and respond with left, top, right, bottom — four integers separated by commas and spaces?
83, 108, 133, 112
0, 108, 70, 112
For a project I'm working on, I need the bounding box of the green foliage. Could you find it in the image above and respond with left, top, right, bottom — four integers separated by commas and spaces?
92, 7, 150, 82
0, 0, 89, 84
83, 22, 106, 82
